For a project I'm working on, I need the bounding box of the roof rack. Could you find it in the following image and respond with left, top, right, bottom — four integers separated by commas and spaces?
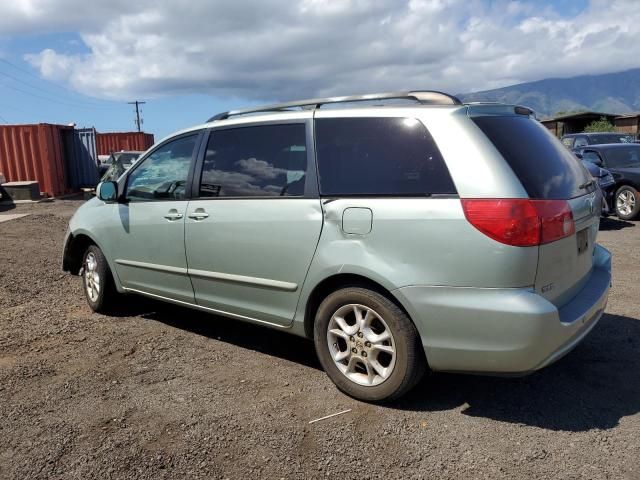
207, 90, 462, 122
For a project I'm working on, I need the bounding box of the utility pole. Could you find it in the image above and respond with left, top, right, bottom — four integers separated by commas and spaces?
127, 100, 146, 132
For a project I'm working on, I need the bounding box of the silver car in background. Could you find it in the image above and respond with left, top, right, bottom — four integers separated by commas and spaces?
63, 91, 611, 402
98, 151, 143, 182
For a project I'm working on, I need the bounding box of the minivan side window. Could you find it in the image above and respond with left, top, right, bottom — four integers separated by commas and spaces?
315, 117, 456, 196
126, 135, 197, 202
199, 124, 307, 197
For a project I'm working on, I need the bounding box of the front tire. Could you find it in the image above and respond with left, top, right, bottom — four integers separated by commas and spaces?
615, 185, 640, 220
313, 287, 426, 402
82, 245, 118, 313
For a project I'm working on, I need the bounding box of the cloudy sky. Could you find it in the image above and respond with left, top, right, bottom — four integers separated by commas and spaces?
0, 0, 638, 138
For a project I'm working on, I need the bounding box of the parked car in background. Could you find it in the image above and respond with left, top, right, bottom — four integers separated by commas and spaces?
575, 143, 640, 220
62, 91, 611, 402
98, 155, 112, 177
97, 155, 111, 172
99, 151, 142, 182
576, 155, 615, 216
562, 132, 636, 150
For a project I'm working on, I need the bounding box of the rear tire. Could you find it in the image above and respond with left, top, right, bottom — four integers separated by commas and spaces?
313, 287, 426, 402
615, 185, 640, 220
82, 245, 118, 313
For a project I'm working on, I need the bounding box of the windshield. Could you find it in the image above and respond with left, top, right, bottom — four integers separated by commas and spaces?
589, 133, 635, 145
604, 146, 640, 168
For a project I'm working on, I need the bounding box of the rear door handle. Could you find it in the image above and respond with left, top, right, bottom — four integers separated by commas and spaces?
188, 208, 209, 220
164, 210, 184, 221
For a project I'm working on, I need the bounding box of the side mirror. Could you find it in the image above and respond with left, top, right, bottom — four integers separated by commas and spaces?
574, 152, 583, 159
96, 181, 118, 202
592, 158, 603, 167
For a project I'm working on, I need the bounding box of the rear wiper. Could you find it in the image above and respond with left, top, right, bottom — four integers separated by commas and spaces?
579, 180, 595, 190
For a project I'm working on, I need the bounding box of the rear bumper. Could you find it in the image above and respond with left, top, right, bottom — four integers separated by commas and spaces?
393, 244, 612, 374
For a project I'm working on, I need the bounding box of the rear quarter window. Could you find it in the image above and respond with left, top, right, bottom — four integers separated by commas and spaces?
472, 116, 594, 199
315, 117, 456, 196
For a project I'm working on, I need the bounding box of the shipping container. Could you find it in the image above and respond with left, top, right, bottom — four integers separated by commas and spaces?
96, 132, 154, 155
62, 127, 99, 189
0, 123, 69, 197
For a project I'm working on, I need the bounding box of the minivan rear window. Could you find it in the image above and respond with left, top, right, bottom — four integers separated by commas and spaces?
315, 117, 456, 196
472, 116, 594, 199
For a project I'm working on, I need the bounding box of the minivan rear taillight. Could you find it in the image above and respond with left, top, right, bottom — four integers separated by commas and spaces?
461, 199, 575, 247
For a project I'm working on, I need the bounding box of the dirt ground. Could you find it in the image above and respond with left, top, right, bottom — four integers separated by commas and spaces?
1, 198, 639, 479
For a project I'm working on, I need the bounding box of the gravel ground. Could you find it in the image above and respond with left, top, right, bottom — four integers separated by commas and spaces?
1, 198, 639, 479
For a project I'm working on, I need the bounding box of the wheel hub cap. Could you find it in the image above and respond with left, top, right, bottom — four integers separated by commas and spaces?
326, 304, 396, 387
84, 252, 100, 302
617, 191, 636, 216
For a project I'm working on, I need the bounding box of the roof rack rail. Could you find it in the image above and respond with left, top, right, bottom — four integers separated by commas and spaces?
207, 90, 462, 122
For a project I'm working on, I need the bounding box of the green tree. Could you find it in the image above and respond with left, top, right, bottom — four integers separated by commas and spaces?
584, 117, 615, 132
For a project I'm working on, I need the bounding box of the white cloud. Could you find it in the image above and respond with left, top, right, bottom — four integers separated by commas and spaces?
1, 0, 639, 101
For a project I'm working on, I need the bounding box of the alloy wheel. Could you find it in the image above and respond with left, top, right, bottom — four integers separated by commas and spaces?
84, 252, 101, 302
617, 190, 636, 216
326, 304, 396, 387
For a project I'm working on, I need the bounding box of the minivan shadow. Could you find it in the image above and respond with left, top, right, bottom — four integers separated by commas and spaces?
396, 313, 640, 432
128, 300, 639, 432
125, 299, 321, 370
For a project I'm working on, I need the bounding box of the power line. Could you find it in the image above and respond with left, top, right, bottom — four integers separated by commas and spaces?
0, 69, 120, 109
0, 103, 25, 119
0, 70, 101, 109
0, 59, 151, 129
0, 58, 54, 82
0, 81, 116, 110
0, 57, 120, 108
128, 100, 146, 132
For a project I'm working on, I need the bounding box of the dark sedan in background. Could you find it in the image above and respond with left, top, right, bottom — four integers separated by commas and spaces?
578, 157, 615, 216
562, 132, 636, 150
575, 143, 640, 220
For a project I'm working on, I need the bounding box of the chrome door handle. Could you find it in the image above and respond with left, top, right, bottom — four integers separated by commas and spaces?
188, 209, 209, 220
164, 211, 184, 220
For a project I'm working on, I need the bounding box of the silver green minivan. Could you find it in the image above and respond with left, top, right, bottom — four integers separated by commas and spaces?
63, 91, 612, 402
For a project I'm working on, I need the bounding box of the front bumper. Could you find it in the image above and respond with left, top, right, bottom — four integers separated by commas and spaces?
393, 244, 612, 374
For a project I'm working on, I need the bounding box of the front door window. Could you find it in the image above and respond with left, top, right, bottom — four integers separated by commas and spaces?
126, 135, 197, 201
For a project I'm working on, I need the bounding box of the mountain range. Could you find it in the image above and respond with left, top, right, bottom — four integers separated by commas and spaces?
459, 68, 640, 118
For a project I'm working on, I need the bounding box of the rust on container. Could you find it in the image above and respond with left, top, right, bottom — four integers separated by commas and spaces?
96, 132, 155, 155
0, 124, 70, 197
